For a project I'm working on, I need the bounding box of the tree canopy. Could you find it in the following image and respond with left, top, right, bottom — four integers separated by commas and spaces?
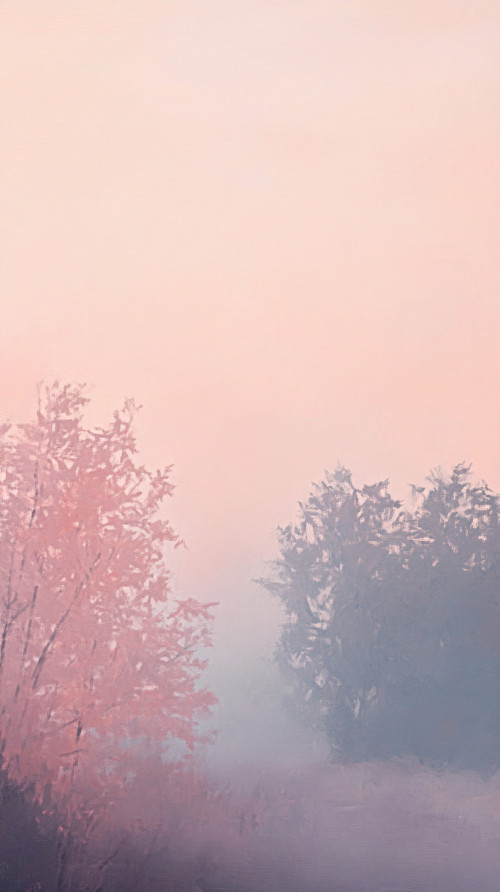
260, 464, 500, 772
0, 383, 215, 827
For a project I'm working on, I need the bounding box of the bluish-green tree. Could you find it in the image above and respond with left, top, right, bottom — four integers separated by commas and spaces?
261, 464, 500, 771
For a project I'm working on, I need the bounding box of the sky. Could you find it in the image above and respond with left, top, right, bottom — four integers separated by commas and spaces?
1, 0, 499, 761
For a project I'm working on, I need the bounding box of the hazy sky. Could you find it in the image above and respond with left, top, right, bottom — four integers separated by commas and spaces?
1, 1, 499, 750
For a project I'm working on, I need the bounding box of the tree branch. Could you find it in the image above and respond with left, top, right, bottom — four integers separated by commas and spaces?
32, 553, 101, 690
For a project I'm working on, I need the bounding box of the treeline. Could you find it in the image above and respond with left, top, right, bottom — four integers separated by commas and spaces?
1, 382, 499, 890
261, 463, 500, 772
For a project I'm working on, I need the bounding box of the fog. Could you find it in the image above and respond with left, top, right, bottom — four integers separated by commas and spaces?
1, 1, 500, 888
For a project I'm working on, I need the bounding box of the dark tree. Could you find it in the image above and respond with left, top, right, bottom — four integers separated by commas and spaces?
260, 464, 500, 771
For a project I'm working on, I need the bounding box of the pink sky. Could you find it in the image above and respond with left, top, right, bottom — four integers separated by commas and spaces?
1, 1, 499, 685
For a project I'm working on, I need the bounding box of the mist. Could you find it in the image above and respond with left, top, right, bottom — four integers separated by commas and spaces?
1, 0, 500, 888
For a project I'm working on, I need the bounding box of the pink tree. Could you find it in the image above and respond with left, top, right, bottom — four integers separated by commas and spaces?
0, 383, 215, 878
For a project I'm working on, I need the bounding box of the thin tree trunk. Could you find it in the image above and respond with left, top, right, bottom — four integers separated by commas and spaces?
32, 553, 101, 690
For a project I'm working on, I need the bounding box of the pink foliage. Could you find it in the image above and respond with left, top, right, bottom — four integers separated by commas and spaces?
0, 383, 215, 829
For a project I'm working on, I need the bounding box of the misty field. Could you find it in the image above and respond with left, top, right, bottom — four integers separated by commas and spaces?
2, 758, 500, 891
